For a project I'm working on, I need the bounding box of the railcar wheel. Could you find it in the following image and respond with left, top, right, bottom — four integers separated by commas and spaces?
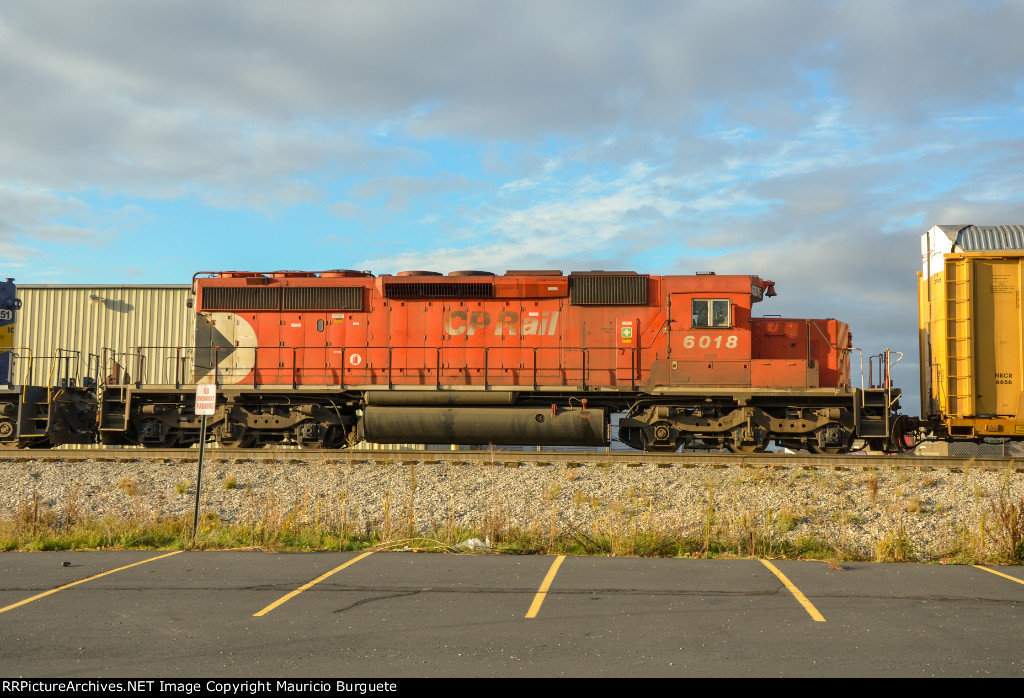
0, 418, 18, 448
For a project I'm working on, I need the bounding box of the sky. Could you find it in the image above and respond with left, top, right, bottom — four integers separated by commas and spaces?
2, 0, 1024, 414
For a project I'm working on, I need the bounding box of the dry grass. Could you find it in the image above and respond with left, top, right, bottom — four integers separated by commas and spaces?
988, 476, 1024, 563
1, 462, 1022, 565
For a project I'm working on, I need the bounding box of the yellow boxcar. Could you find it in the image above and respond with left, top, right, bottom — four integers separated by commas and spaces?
919, 224, 1024, 438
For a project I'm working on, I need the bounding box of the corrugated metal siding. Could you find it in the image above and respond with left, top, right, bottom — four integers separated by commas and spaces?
953, 225, 1024, 251
12, 286, 194, 386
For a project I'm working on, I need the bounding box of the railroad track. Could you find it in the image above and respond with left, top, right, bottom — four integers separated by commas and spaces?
3, 447, 1022, 471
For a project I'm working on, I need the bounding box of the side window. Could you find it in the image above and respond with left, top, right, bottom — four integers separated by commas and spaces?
691, 299, 730, 328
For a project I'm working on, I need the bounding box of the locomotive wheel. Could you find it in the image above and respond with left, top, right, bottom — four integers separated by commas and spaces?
217, 422, 258, 448
293, 421, 327, 448
808, 444, 849, 455
640, 431, 679, 453
135, 418, 181, 448
640, 422, 680, 452
219, 434, 258, 448
320, 425, 350, 449
808, 424, 853, 455
727, 425, 769, 454
140, 433, 182, 448
727, 442, 767, 454
643, 442, 680, 453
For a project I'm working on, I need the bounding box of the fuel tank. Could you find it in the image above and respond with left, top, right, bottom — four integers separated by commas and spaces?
358, 406, 608, 447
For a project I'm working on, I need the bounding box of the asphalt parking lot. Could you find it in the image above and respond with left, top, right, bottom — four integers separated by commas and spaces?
1, 551, 1022, 677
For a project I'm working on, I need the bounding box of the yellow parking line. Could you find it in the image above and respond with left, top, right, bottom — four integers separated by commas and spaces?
760, 559, 826, 622
0, 550, 182, 615
254, 551, 373, 617
526, 554, 565, 619
974, 565, 1024, 584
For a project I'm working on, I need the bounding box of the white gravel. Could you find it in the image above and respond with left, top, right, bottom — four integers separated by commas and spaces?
3, 455, 1023, 561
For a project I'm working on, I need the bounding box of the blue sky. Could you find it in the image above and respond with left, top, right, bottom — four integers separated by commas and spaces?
2, 0, 1024, 412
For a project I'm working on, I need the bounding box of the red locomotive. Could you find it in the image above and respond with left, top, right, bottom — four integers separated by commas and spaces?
96, 269, 903, 452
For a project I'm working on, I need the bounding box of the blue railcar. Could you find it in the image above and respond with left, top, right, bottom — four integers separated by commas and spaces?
0, 277, 20, 386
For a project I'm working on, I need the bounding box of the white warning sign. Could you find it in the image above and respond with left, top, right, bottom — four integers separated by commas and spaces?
195, 385, 217, 415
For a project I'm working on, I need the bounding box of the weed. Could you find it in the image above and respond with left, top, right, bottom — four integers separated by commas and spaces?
988, 480, 1024, 563
175, 481, 190, 495
877, 524, 915, 562
222, 475, 238, 490
407, 461, 417, 539
701, 487, 717, 556
14, 492, 57, 536
118, 478, 141, 496
866, 475, 879, 504
776, 508, 801, 533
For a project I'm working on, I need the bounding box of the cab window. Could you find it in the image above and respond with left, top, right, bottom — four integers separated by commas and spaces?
691, 299, 730, 328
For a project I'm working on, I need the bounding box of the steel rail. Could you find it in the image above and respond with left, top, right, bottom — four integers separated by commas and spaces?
3, 448, 1022, 471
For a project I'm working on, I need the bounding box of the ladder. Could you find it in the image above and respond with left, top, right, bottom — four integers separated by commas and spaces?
943, 260, 973, 417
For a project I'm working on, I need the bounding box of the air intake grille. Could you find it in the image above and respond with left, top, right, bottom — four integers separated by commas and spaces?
201, 286, 364, 311
202, 287, 280, 310
284, 287, 362, 310
570, 274, 648, 305
384, 282, 494, 300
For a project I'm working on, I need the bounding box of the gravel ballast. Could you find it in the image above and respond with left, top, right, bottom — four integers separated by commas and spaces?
3, 455, 1023, 561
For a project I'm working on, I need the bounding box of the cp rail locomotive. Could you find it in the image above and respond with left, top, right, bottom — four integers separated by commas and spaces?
0, 268, 907, 452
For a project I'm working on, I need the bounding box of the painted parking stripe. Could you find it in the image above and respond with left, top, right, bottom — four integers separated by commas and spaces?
759, 559, 826, 622
974, 565, 1024, 585
253, 551, 373, 617
526, 555, 566, 619
0, 550, 182, 615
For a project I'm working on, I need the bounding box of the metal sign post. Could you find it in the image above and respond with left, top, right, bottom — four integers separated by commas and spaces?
192, 385, 216, 546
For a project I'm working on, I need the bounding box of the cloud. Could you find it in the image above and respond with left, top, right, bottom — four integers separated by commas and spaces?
360, 162, 683, 273
0, 186, 102, 260
1, 0, 1022, 420
349, 173, 481, 210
